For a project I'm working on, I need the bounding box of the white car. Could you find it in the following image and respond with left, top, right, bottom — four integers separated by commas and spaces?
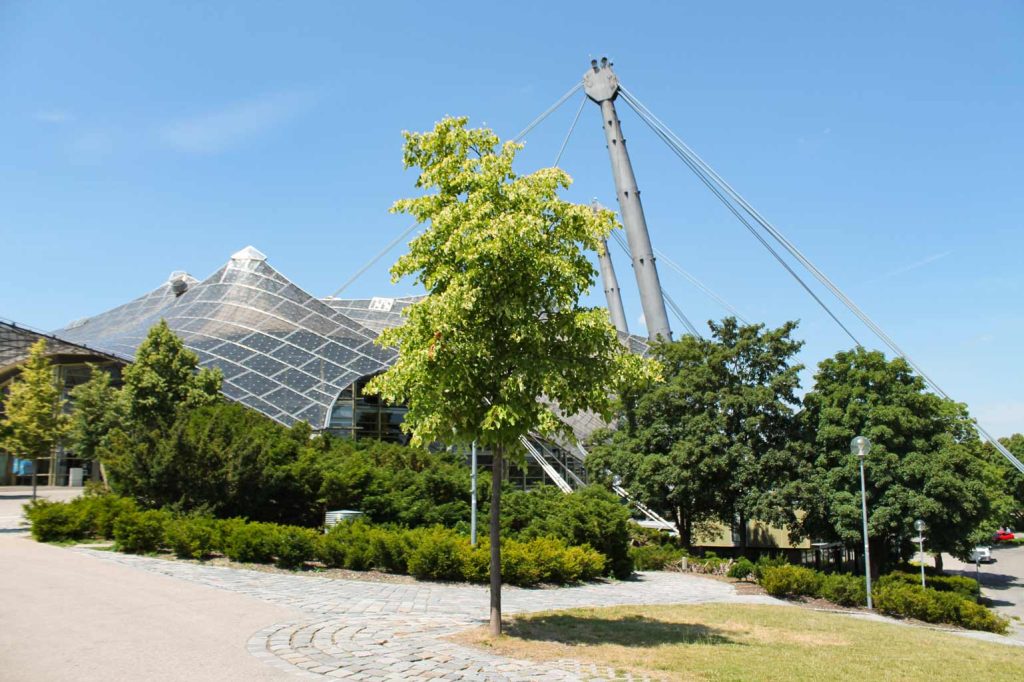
969, 546, 995, 564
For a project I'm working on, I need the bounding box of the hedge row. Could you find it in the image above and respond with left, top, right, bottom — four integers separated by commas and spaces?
24, 496, 605, 587
759, 564, 1007, 634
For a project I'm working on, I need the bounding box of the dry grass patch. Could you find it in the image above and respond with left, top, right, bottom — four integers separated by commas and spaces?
454, 604, 1023, 681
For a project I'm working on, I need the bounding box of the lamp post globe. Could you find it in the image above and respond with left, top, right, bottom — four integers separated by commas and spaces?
852, 434, 874, 608
850, 435, 872, 458
914, 519, 926, 533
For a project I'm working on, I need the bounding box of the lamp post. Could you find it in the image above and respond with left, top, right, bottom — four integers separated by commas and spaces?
851, 435, 873, 608
913, 519, 927, 588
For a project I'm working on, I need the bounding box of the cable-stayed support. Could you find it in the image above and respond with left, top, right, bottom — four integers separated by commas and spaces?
619, 86, 1024, 475
609, 230, 701, 337
329, 81, 584, 299
554, 94, 586, 168
619, 92, 862, 347
654, 248, 749, 325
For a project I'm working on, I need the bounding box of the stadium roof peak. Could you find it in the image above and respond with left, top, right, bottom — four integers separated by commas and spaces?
230, 245, 267, 262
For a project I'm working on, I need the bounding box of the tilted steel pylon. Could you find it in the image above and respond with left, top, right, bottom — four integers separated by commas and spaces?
591, 200, 629, 335
584, 58, 672, 342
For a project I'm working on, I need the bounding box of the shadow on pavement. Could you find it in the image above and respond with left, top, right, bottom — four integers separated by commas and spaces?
505, 614, 736, 647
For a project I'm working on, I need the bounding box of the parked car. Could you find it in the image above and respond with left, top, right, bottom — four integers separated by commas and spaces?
970, 546, 995, 564
993, 529, 1016, 543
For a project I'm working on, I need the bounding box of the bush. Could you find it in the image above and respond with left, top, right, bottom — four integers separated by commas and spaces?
819, 573, 867, 607
727, 557, 755, 580
629, 544, 687, 571
759, 565, 823, 598
874, 582, 1008, 634
225, 522, 280, 564
113, 510, 169, 553
406, 527, 467, 581
880, 571, 979, 602
752, 554, 789, 581
79, 495, 138, 539
316, 519, 384, 570
274, 525, 318, 569
166, 516, 220, 559
24, 499, 90, 542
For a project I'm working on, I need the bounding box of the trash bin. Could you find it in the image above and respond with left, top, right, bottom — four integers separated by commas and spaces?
68, 467, 84, 487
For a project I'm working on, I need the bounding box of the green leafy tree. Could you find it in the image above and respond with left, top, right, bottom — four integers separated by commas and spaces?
980, 434, 1024, 529
588, 318, 804, 550
0, 339, 68, 498
366, 116, 656, 635
67, 365, 125, 486
796, 348, 994, 575
121, 320, 221, 430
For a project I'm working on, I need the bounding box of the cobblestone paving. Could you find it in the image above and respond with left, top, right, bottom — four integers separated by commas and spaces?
75, 548, 779, 680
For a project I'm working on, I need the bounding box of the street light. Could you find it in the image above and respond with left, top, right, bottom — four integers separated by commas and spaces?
851, 435, 873, 609
913, 519, 927, 588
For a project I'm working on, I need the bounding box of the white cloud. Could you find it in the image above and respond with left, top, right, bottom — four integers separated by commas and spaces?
973, 401, 1024, 438
159, 90, 317, 154
34, 110, 74, 124
868, 250, 952, 283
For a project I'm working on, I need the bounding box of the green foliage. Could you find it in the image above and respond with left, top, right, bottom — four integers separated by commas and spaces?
727, 557, 755, 580
112, 509, 169, 553
24, 493, 138, 542
819, 573, 867, 606
406, 526, 468, 581
629, 544, 688, 571
873, 582, 1008, 634
273, 525, 318, 569
120, 320, 221, 430
502, 485, 633, 578
224, 522, 281, 564
752, 555, 790, 581
587, 319, 803, 549
166, 517, 221, 560
796, 348, 996, 570
0, 338, 68, 467
879, 571, 979, 602
24, 499, 89, 542
67, 365, 124, 466
365, 116, 657, 451
759, 565, 823, 597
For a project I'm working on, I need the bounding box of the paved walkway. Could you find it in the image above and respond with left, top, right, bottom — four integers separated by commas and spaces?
74, 549, 778, 680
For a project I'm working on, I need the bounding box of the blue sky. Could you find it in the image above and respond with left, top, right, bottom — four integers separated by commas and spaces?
1, 2, 1022, 435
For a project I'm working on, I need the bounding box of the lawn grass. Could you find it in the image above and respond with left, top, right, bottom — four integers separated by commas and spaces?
456, 603, 1023, 681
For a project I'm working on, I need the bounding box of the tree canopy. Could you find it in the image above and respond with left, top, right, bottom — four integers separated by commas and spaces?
365, 116, 657, 635
588, 318, 804, 548
0, 339, 68, 494
795, 347, 996, 570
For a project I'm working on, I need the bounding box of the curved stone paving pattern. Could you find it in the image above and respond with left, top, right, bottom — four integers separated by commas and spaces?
74, 548, 780, 680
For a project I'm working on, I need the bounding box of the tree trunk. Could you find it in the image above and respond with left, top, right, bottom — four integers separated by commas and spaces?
32, 458, 38, 500
737, 511, 748, 555
99, 460, 110, 490
934, 553, 943, 573
488, 443, 503, 637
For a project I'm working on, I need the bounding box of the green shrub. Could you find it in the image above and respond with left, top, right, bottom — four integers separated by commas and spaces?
316, 519, 381, 570
274, 525, 318, 569
24, 499, 90, 542
752, 554, 789, 581
727, 557, 755, 580
113, 510, 169, 553
225, 522, 280, 563
79, 495, 138, 539
873, 582, 1008, 634
880, 571, 979, 602
406, 526, 467, 581
759, 565, 823, 598
819, 573, 867, 606
166, 516, 220, 559
629, 544, 687, 571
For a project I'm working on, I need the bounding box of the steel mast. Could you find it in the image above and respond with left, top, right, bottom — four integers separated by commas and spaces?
591, 200, 629, 335
584, 58, 672, 341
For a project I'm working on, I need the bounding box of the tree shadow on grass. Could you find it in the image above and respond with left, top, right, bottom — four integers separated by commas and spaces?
506, 614, 737, 648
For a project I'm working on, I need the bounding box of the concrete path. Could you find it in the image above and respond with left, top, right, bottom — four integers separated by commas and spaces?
941, 545, 1024, 642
